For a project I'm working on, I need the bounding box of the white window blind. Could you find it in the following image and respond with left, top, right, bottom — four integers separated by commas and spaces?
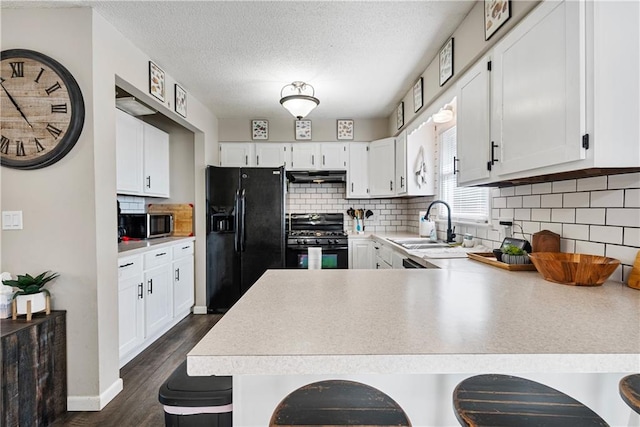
438, 126, 490, 222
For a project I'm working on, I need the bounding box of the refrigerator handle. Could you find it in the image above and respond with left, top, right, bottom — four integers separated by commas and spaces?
240, 189, 246, 252
234, 189, 241, 252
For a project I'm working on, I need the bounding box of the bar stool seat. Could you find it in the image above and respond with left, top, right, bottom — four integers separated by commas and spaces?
619, 374, 640, 414
270, 379, 411, 426
453, 374, 608, 426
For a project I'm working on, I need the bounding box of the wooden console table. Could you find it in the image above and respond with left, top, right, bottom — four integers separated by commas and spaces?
1, 311, 67, 426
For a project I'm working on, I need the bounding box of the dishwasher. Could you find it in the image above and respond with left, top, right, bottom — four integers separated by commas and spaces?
402, 258, 426, 268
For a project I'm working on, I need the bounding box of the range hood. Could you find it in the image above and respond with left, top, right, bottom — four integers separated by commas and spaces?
286, 170, 346, 184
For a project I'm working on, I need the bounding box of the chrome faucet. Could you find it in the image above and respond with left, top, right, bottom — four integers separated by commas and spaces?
423, 200, 456, 243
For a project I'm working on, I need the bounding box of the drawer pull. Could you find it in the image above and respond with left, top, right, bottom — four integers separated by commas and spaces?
155, 252, 167, 257
138, 283, 143, 299
182, 246, 190, 250
119, 262, 134, 268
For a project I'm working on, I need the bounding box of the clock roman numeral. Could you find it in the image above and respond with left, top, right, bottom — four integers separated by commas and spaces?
35, 138, 45, 153
0, 136, 10, 154
10, 62, 24, 78
16, 141, 26, 157
45, 81, 61, 95
35, 67, 45, 83
46, 123, 62, 139
0, 77, 5, 84
51, 103, 68, 113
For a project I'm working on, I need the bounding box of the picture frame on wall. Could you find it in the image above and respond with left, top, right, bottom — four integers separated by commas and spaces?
174, 84, 187, 118
485, 0, 511, 40
396, 102, 404, 130
149, 61, 165, 102
439, 37, 454, 87
252, 119, 269, 140
413, 77, 423, 113
337, 119, 354, 140
295, 120, 312, 140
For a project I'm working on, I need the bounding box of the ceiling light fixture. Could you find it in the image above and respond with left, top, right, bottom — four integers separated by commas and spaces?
432, 104, 454, 124
116, 97, 157, 116
279, 81, 320, 120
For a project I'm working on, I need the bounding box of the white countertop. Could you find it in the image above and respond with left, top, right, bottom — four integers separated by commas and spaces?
188, 267, 640, 376
118, 236, 194, 255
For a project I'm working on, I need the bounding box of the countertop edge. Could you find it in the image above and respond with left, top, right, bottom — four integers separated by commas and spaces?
118, 236, 195, 256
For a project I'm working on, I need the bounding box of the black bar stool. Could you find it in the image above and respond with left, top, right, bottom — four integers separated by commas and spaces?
270, 379, 411, 426
619, 374, 640, 414
453, 374, 609, 426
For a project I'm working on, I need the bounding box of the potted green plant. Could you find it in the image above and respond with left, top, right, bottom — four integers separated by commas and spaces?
2, 271, 58, 317
501, 244, 531, 265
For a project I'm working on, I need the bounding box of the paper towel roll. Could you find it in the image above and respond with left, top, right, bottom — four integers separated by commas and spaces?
308, 247, 322, 270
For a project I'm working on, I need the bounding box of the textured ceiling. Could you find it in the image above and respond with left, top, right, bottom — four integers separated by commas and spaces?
2, 1, 475, 119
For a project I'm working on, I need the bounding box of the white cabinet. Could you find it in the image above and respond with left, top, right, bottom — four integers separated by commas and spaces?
172, 242, 194, 317
395, 131, 407, 196
143, 248, 172, 339
117, 254, 144, 360
118, 239, 195, 367
491, 0, 585, 178
347, 142, 369, 198
348, 239, 373, 269
255, 143, 290, 168
369, 137, 395, 197
116, 109, 170, 198
219, 142, 255, 167
290, 143, 347, 170
456, 57, 492, 185
372, 240, 393, 269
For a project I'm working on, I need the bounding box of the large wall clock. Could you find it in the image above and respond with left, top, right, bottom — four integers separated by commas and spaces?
0, 49, 85, 169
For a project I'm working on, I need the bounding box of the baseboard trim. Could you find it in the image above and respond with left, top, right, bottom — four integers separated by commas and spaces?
67, 378, 123, 411
193, 305, 208, 314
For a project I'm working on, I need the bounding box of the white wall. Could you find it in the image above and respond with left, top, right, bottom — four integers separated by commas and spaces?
1, 7, 218, 410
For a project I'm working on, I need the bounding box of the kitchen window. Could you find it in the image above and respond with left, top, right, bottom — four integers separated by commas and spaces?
437, 125, 490, 222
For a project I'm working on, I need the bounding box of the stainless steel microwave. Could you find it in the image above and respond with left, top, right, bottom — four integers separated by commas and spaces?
119, 213, 173, 239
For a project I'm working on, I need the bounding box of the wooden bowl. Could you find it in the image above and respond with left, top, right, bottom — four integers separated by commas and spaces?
528, 252, 620, 286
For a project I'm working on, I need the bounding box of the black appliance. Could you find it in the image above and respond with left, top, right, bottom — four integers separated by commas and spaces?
206, 166, 285, 312
286, 213, 348, 269
119, 213, 174, 239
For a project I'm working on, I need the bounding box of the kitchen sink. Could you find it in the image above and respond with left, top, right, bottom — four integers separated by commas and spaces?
387, 238, 451, 249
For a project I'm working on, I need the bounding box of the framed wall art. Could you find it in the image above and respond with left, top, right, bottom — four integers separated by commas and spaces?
485, 0, 511, 40
337, 119, 354, 140
439, 37, 454, 87
149, 61, 165, 102
396, 102, 404, 130
295, 120, 312, 140
413, 77, 423, 113
252, 119, 268, 140
174, 84, 187, 118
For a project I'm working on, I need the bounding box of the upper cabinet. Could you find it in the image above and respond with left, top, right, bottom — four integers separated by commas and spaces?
394, 131, 407, 196
455, 0, 639, 186
116, 109, 170, 198
347, 142, 369, 198
369, 137, 395, 197
219, 142, 255, 167
289, 143, 347, 170
491, 0, 585, 177
255, 143, 290, 168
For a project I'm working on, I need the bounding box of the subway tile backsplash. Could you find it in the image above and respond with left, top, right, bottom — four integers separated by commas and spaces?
286, 172, 640, 282
117, 195, 146, 213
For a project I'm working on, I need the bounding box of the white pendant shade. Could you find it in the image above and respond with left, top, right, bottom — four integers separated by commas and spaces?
280, 81, 319, 119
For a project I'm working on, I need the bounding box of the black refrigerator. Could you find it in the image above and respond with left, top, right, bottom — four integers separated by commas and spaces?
206, 165, 285, 312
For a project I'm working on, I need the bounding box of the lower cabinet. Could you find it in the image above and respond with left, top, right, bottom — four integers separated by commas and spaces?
348, 239, 373, 269
118, 239, 194, 367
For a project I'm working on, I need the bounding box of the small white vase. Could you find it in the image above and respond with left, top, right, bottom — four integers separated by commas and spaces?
15, 292, 47, 314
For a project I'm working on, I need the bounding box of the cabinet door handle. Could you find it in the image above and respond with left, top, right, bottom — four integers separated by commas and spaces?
256, 155, 260, 166
148, 279, 153, 294
400, 176, 404, 188
351, 183, 354, 192
322, 155, 326, 166
175, 268, 180, 281
376, 262, 380, 269
146, 176, 151, 188
138, 283, 143, 299
491, 142, 499, 165
311, 155, 315, 166
453, 156, 459, 175
119, 262, 133, 269
245, 155, 248, 165
390, 180, 393, 191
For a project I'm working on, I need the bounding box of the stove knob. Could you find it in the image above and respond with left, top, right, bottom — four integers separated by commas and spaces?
297, 239, 304, 244
315, 239, 321, 245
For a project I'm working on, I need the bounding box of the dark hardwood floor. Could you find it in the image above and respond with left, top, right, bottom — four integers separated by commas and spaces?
55, 314, 222, 427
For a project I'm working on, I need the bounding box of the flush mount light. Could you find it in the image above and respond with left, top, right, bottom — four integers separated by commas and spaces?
279, 81, 320, 120
432, 104, 454, 123
116, 97, 157, 116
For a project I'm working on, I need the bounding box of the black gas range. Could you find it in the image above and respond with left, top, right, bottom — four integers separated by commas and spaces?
285, 213, 348, 269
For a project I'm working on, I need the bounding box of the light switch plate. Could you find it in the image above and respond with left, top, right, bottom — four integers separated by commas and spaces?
2, 211, 23, 230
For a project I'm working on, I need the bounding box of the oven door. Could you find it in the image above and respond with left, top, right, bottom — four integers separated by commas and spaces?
286, 246, 348, 269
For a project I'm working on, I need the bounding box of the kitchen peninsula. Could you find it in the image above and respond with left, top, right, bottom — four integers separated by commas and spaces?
188, 267, 640, 426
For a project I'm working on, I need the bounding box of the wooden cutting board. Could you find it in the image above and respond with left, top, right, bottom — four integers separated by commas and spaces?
627, 251, 640, 290
147, 203, 193, 237
532, 230, 560, 253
